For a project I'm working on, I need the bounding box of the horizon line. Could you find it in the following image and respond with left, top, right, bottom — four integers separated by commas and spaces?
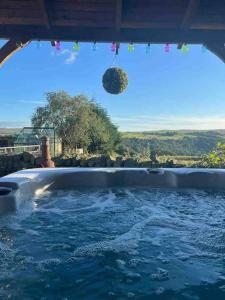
1, 127, 225, 133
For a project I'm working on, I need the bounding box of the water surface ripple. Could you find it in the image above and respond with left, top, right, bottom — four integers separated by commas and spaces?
1, 188, 225, 299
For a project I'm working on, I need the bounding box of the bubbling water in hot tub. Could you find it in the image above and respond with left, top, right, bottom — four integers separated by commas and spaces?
1, 187, 225, 299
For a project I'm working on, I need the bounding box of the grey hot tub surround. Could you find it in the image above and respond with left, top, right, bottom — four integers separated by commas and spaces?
0, 167, 225, 215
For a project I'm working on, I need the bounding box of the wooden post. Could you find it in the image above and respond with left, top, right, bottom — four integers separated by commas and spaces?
0, 39, 30, 67
40, 136, 55, 168
204, 43, 225, 64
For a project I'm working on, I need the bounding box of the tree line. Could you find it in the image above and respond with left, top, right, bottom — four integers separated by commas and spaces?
32, 91, 120, 154
32, 91, 225, 161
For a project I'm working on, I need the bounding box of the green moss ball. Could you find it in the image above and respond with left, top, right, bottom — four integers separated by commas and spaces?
102, 67, 128, 94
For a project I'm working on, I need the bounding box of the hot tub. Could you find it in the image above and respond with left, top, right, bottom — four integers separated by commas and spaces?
1, 168, 225, 299
1, 167, 225, 215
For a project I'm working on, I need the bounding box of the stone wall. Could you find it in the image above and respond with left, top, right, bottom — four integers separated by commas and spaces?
0, 152, 40, 177
0, 153, 180, 178
53, 155, 177, 169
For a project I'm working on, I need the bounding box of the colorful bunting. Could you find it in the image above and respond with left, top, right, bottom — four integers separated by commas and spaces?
92, 42, 97, 51
55, 41, 61, 51
128, 43, 135, 52
36, 41, 42, 49
36, 41, 214, 58
164, 43, 170, 53
181, 43, 189, 53
111, 42, 116, 52
146, 43, 151, 54
73, 41, 80, 52
115, 43, 120, 55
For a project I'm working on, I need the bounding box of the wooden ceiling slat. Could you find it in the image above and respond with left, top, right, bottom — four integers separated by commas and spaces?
53, 11, 114, 20
122, 21, 178, 29
198, 0, 225, 9
0, 9, 42, 18
0, 25, 224, 44
199, 8, 225, 14
123, 0, 188, 12
54, 0, 114, 3
123, 0, 188, 6
0, 0, 37, 9
54, 0, 115, 8
54, 20, 113, 27
121, 16, 182, 28
124, 11, 184, 18
124, 4, 187, 11
54, 1, 114, 12
191, 23, 225, 30
0, 18, 43, 25
124, 7, 187, 13
194, 15, 225, 22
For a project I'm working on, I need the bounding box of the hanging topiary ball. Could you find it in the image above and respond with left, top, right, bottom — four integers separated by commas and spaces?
102, 67, 128, 94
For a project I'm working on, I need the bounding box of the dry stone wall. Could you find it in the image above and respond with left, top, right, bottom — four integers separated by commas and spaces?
0, 152, 40, 177
0, 153, 178, 177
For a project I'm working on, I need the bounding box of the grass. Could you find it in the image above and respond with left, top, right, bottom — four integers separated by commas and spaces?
121, 129, 225, 158
122, 129, 225, 141
158, 155, 201, 166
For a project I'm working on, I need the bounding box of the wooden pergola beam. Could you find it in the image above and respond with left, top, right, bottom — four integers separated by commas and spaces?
191, 23, 225, 30
37, 0, 51, 29
181, 0, 199, 29
115, 0, 123, 32
0, 39, 30, 67
0, 26, 224, 44
204, 43, 225, 63
118, 21, 225, 31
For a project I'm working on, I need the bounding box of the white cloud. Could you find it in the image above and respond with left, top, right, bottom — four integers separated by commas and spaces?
112, 115, 225, 131
59, 49, 77, 64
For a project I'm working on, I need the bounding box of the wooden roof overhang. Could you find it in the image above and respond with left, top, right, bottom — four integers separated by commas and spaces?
0, 0, 225, 66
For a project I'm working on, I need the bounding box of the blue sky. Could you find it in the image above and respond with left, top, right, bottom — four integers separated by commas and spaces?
0, 40, 225, 131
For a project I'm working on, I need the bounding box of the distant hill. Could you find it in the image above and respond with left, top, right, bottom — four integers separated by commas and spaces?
1, 128, 224, 157
0, 128, 21, 136
121, 130, 225, 156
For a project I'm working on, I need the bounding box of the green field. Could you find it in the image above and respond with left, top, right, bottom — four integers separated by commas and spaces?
121, 130, 225, 158
122, 129, 225, 141
157, 155, 201, 166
